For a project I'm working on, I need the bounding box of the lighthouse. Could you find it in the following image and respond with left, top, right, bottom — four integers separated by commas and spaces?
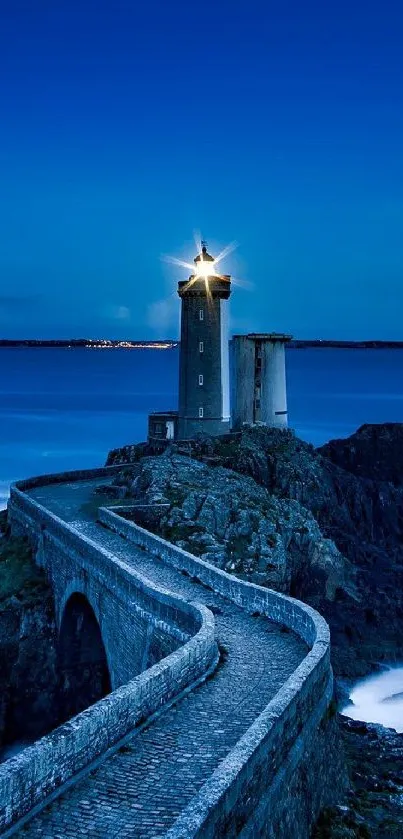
147, 239, 293, 447
177, 243, 231, 439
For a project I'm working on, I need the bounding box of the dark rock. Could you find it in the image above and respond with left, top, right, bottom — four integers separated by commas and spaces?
108, 423, 403, 679
319, 423, 403, 486
203, 425, 403, 678
314, 715, 403, 838
106, 442, 150, 466
0, 534, 60, 753
0, 509, 7, 535
118, 450, 354, 602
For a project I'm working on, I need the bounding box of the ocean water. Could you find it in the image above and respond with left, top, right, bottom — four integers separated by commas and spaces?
342, 667, 403, 733
0, 346, 403, 510
1, 346, 403, 734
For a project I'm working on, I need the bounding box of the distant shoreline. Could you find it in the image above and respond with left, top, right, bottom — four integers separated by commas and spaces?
288, 340, 403, 349
0, 340, 178, 349
0, 339, 402, 350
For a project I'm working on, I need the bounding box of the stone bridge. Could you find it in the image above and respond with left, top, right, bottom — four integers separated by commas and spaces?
0, 466, 341, 838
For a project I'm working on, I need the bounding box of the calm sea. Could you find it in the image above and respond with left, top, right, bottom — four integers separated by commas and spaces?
0, 347, 402, 509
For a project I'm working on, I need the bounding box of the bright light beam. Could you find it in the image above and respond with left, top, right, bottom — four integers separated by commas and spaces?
193, 229, 202, 256
162, 255, 195, 273
213, 240, 238, 267
230, 275, 255, 291
162, 239, 247, 289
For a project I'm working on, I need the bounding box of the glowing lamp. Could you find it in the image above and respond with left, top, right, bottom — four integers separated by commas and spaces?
194, 244, 216, 278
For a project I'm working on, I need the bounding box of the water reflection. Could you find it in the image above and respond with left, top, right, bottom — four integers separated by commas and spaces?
342, 667, 403, 733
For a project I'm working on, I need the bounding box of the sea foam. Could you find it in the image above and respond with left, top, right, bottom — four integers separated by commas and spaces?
342, 667, 403, 733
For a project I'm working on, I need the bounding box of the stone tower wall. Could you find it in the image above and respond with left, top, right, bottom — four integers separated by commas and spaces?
178, 279, 231, 439
230, 336, 255, 428
260, 341, 288, 427
231, 335, 289, 430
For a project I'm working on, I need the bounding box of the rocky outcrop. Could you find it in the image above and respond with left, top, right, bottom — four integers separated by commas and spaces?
209, 425, 403, 677
314, 716, 403, 838
106, 442, 150, 467
106, 424, 403, 678
115, 452, 354, 601
0, 517, 60, 754
319, 423, 403, 486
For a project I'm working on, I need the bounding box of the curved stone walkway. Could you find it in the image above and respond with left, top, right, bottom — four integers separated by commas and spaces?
16, 480, 307, 839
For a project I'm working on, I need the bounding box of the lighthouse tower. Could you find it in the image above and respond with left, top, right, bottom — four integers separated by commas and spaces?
177, 243, 231, 439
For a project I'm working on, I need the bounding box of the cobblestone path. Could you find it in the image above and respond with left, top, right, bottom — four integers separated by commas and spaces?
17, 480, 307, 839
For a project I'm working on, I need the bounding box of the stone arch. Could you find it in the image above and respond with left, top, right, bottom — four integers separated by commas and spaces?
57, 578, 115, 684
58, 592, 111, 723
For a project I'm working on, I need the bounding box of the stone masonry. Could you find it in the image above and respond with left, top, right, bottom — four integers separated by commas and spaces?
0, 466, 342, 838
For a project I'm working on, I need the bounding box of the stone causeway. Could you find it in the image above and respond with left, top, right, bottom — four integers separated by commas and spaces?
0, 466, 336, 838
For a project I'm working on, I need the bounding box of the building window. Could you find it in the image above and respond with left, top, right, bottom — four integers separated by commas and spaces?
199, 407, 204, 418
199, 309, 204, 321
199, 341, 204, 353
199, 374, 204, 385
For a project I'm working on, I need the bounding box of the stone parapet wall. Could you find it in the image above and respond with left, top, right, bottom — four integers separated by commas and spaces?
8, 488, 198, 641
100, 506, 334, 838
99, 507, 329, 649
1, 472, 217, 835
0, 606, 215, 835
167, 676, 336, 839
1, 468, 336, 838
13, 465, 123, 492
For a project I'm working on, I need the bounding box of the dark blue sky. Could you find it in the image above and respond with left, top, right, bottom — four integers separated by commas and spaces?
1, 0, 402, 339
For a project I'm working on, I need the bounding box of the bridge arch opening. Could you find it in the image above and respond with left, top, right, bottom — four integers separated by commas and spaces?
58, 593, 111, 722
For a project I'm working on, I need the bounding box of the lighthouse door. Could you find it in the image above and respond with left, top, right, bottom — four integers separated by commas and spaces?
166, 420, 175, 440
